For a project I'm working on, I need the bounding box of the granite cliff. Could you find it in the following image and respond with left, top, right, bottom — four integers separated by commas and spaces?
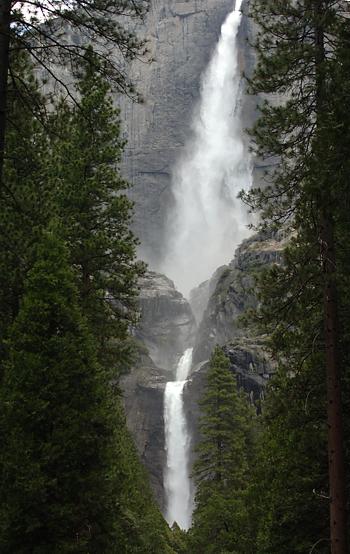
192, 231, 288, 366
135, 271, 196, 371
121, 233, 285, 512
120, 271, 195, 509
119, 0, 258, 267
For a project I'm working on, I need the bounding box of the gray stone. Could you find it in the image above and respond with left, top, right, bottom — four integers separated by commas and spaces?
118, 0, 260, 267
135, 271, 196, 371
192, 230, 288, 364
120, 270, 196, 509
120, 349, 168, 510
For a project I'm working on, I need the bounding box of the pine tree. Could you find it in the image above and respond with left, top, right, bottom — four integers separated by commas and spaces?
49, 49, 143, 374
246, 235, 330, 552
243, 1, 349, 550
0, 226, 122, 551
188, 346, 255, 554
0, 0, 149, 184
0, 49, 51, 370
0, 225, 174, 553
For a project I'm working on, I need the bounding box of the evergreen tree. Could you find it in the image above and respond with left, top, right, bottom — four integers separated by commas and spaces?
188, 346, 255, 554
0, 226, 122, 552
0, 226, 173, 553
0, 0, 149, 183
0, 49, 51, 369
243, 1, 350, 550
49, 49, 143, 374
246, 234, 330, 552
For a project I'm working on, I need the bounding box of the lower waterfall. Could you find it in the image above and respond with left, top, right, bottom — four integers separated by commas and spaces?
164, 348, 193, 529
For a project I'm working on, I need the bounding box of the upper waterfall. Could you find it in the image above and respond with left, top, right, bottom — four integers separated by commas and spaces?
161, 0, 251, 298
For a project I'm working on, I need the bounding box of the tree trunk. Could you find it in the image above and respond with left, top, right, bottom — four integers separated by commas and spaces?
314, 2, 348, 552
320, 215, 348, 554
0, 0, 11, 186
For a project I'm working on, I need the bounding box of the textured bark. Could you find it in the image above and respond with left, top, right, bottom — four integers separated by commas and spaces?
320, 215, 348, 554
0, 0, 11, 186
315, 2, 348, 552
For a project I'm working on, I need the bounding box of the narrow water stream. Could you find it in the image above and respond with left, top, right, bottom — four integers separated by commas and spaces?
164, 348, 193, 529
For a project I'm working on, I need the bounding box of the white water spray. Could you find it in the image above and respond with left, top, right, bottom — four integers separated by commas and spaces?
164, 348, 193, 529
163, 0, 250, 530
161, 0, 251, 298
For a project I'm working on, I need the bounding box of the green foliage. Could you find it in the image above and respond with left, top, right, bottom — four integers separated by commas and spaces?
0, 227, 122, 552
0, 50, 51, 368
239, 1, 350, 551
247, 235, 330, 552
0, 50, 174, 553
49, 49, 144, 374
188, 347, 256, 554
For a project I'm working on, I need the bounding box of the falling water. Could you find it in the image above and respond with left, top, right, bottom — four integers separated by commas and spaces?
163, 0, 250, 530
164, 348, 193, 529
161, 0, 251, 298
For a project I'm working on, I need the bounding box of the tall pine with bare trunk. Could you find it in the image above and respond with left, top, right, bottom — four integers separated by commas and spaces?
244, 1, 349, 551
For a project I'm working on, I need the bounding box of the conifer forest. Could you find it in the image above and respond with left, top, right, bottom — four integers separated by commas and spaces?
0, 1, 349, 553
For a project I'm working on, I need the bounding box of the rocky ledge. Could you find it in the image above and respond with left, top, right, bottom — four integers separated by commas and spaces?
192, 230, 288, 365
135, 271, 196, 372
121, 271, 196, 510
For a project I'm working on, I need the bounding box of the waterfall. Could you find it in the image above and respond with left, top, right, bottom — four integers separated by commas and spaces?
164, 348, 193, 529
163, 0, 249, 530
161, 0, 251, 298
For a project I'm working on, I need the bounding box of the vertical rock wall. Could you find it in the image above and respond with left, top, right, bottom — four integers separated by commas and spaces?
119, 0, 256, 267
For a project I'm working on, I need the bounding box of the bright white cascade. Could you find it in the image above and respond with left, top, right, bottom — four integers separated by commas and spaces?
161, 0, 251, 298
164, 348, 193, 529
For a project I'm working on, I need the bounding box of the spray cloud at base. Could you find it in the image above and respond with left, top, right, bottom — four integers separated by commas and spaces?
161, 0, 251, 299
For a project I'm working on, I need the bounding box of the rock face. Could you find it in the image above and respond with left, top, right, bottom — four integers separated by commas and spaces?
189, 265, 227, 325
135, 271, 196, 371
119, 0, 258, 267
223, 339, 275, 402
192, 231, 288, 365
120, 349, 168, 510
120, 271, 196, 510
183, 232, 285, 471
122, 234, 286, 510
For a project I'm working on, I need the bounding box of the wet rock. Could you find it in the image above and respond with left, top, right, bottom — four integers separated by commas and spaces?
135, 271, 196, 372
120, 349, 168, 510
192, 230, 288, 364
